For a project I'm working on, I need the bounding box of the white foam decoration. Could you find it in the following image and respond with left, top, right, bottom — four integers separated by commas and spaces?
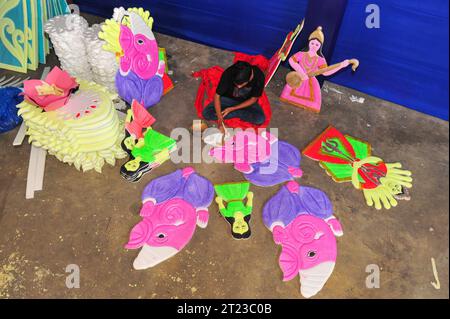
44, 14, 93, 81
83, 24, 118, 93
112, 7, 128, 22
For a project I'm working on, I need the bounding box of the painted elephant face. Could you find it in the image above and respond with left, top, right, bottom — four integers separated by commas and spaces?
273, 215, 338, 298
125, 198, 198, 269
209, 131, 275, 164
119, 12, 159, 80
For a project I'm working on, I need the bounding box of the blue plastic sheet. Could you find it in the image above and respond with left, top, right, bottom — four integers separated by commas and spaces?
0, 87, 24, 134
75, 0, 449, 120
75, 0, 308, 57
330, 0, 449, 120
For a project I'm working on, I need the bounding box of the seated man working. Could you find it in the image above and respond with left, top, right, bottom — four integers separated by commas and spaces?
202, 61, 266, 131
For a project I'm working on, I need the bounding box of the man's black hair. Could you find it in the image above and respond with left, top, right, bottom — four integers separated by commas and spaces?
233, 61, 253, 85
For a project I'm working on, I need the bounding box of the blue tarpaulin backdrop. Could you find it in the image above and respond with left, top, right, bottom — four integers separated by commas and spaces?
75, 0, 449, 120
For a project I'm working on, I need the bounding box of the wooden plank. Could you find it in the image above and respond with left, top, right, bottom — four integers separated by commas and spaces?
13, 122, 27, 146
40, 65, 51, 79
34, 147, 47, 191
24, 66, 51, 199
25, 145, 40, 199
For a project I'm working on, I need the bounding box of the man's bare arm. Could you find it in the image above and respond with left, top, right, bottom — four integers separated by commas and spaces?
214, 94, 225, 123
231, 97, 258, 110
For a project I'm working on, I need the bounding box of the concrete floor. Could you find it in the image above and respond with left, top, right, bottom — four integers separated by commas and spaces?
0, 13, 448, 299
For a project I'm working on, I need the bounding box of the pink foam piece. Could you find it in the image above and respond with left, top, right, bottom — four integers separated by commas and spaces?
125, 100, 156, 139
234, 162, 253, 174
182, 167, 195, 178
288, 167, 303, 178
209, 130, 275, 167
196, 209, 209, 228
22, 66, 78, 111
286, 181, 300, 193
326, 217, 344, 237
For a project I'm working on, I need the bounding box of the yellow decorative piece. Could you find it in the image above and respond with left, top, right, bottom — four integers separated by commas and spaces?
309, 26, 324, 43
362, 163, 412, 210
36, 82, 63, 96
352, 158, 413, 210
26, 0, 38, 70
43, 0, 49, 55
0, 0, 28, 73
17, 80, 127, 173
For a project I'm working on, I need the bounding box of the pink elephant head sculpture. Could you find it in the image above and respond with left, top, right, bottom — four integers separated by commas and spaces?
209, 130, 277, 173
119, 11, 160, 80
125, 167, 214, 270
263, 181, 343, 298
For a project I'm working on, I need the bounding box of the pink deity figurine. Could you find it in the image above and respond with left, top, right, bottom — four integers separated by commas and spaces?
280, 26, 359, 113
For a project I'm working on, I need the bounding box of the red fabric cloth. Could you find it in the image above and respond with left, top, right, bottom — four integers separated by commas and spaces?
192, 52, 272, 129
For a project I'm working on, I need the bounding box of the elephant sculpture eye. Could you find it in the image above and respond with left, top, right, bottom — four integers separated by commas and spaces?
307, 251, 316, 258
137, 39, 144, 45
157, 233, 165, 239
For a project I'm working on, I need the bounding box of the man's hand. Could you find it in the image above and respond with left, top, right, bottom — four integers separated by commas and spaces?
221, 107, 237, 118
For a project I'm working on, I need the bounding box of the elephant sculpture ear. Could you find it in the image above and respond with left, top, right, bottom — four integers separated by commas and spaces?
326, 216, 344, 237
182, 172, 214, 209
272, 225, 287, 244
141, 169, 183, 204
277, 141, 301, 169
119, 24, 134, 75
278, 244, 300, 282
298, 186, 334, 219
125, 219, 151, 249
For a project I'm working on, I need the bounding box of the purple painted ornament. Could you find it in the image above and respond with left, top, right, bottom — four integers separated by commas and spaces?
116, 71, 163, 108
244, 140, 303, 187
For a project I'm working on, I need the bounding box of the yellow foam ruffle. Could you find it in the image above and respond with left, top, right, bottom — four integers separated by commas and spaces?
18, 80, 127, 173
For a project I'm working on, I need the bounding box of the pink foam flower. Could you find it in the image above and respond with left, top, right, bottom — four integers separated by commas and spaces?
23, 66, 78, 111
